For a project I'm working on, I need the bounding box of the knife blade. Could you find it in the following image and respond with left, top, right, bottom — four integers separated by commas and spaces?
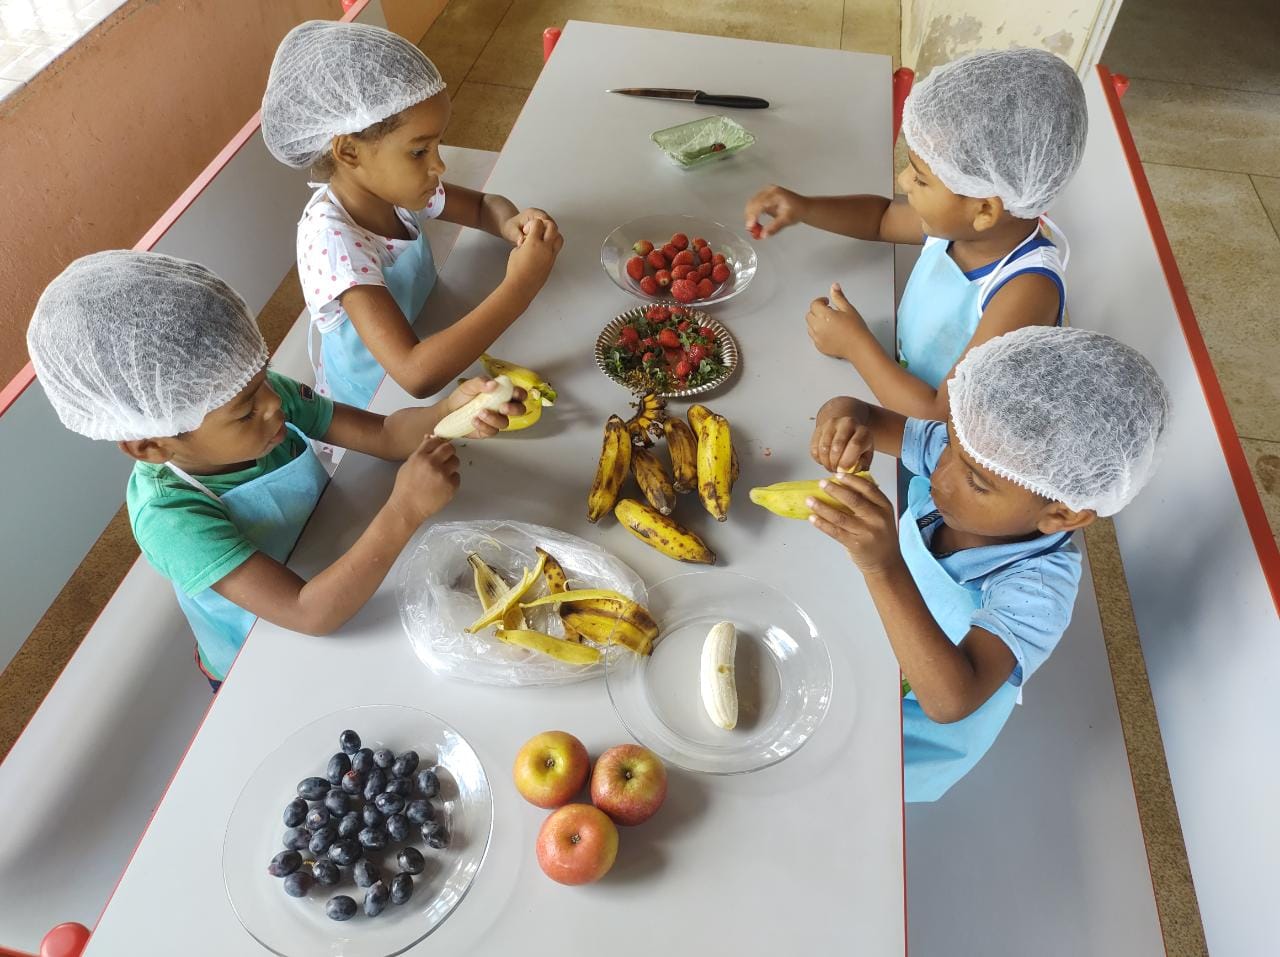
608, 88, 770, 109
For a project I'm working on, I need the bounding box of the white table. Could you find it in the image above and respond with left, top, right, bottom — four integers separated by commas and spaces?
86, 22, 903, 955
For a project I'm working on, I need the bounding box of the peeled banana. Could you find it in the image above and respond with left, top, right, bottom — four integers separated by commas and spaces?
587, 416, 633, 523
480, 354, 557, 405
663, 418, 697, 493
632, 447, 677, 515
700, 621, 738, 730
614, 498, 716, 565
694, 410, 733, 522
689, 404, 739, 487
434, 375, 516, 438
624, 392, 667, 447
495, 628, 600, 664
749, 474, 877, 519
468, 553, 526, 631
466, 552, 546, 633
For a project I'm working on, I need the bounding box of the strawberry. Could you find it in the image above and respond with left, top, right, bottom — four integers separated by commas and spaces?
633, 239, 655, 256
670, 279, 698, 303
645, 250, 666, 271
671, 232, 689, 250
675, 359, 694, 379
639, 275, 659, 296
711, 263, 731, 283
661, 243, 679, 262
642, 351, 656, 363
748, 222, 763, 240
669, 305, 687, 317
671, 264, 693, 281
620, 325, 640, 343
654, 269, 672, 288
698, 262, 714, 280
672, 250, 695, 268
712, 253, 727, 266
658, 328, 682, 349
693, 236, 708, 248
698, 245, 713, 263
687, 343, 708, 364
641, 336, 657, 348
626, 256, 646, 281
697, 278, 716, 298
677, 320, 691, 332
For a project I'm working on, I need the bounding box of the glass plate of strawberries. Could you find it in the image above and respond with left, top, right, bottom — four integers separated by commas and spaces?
600, 214, 757, 307
594, 302, 740, 398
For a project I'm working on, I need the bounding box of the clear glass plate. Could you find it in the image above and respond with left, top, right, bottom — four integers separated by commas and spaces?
600, 214, 757, 307
223, 705, 493, 957
651, 114, 756, 170
604, 572, 834, 774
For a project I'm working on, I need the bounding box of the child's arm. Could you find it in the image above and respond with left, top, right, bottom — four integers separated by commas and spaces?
744, 185, 924, 244
807, 474, 1017, 723
211, 435, 460, 636
338, 219, 563, 399
807, 274, 1060, 420
810, 395, 905, 471
437, 184, 559, 248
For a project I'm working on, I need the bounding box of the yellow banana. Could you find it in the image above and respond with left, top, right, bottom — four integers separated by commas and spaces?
480, 354, 556, 406
663, 418, 697, 493
561, 609, 654, 656
495, 629, 600, 664
624, 392, 667, 447
587, 416, 632, 523
632, 446, 677, 515
468, 553, 526, 630
694, 411, 733, 521
571, 598, 660, 641
535, 547, 579, 641
688, 404, 739, 487
614, 498, 716, 565
748, 473, 877, 519
466, 552, 546, 633
503, 388, 544, 431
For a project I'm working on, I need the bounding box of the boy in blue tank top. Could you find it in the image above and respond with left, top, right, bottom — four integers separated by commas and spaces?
744, 48, 1087, 420
804, 327, 1167, 800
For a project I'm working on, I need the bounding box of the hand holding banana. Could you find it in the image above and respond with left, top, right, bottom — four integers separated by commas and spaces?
805, 473, 900, 573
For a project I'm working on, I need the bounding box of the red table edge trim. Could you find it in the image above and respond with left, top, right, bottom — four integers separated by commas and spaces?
1095, 64, 1280, 616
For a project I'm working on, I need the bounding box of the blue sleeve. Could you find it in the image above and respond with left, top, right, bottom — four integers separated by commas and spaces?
901, 418, 948, 478
971, 545, 1083, 687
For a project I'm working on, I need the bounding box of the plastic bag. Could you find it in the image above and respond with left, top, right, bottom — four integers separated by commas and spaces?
397, 520, 647, 687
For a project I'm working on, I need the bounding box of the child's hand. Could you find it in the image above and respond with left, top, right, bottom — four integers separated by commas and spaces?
444, 377, 528, 437
807, 473, 900, 574
389, 435, 461, 527
810, 402, 874, 474
502, 208, 559, 247
806, 283, 869, 359
504, 218, 563, 299
744, 184, 809, 239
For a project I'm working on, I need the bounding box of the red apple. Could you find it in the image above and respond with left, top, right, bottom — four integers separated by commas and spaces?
536, 804, 619, 885
590, 744, 667, 826
513, 731, 590, 809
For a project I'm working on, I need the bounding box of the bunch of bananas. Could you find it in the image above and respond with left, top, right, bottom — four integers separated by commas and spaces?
479, 354, 556, 432
467, 550, 659, 663
586, 400, 738, 564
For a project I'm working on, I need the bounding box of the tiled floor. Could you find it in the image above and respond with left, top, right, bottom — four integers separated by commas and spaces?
0, 0, 124, 98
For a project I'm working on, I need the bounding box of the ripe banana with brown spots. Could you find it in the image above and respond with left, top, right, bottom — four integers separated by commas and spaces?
631, 446, 677, 515
663, 417, 698, 493
688, 404, 738, 487
614, 498, 716, 564
693, 410, 733, 521
587, 415, 632, 523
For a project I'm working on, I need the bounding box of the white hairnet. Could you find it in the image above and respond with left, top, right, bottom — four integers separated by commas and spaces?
27, 251, 268, 441
261, 20, 446, 169
902, 48, 1088, 219
949, 326, 1169, 517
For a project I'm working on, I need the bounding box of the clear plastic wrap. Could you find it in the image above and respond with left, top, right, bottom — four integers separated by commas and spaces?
398, 521, 647, 687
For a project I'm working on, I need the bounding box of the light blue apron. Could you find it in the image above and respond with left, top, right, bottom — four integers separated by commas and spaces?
165, 424, 329, 681
311, 208, 438, 409
900, 476, 1018, 802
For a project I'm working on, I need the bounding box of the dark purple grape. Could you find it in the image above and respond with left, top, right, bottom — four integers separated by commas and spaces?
390, 872, 414, 905
326, 895, 357, 921
385, 813, 410, 842
312, 859, 340, 887
383, 777, 412, 798
373, 748, 395, 770
282, 827, 310, 851
339, 730, 361, 755
326, 752, 351, 786
283, 798, 307, 828
405, 800, 433, 825
353, 859, 381, 889
364, 881, 390, 918
341, 769, 364, 796
391, 751, 419, 778
337, 811, 362, 840
358, 826, 388, 851
362, 769, 386, 802
415, 769, 440, 799
305, 806, 330, 831
268, 850, 302, 877
323, 789, 348, 817
374, 793, 404, 816
351, 748, 375, 775
308, 825, 337, 856
297, 777, 329, 800
421, 820, 447, 849
328, 838, 362, 866
396, 846, 425, 875
283, 870, 313, 898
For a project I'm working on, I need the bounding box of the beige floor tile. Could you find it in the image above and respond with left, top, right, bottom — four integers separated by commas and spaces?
1252, 174, 1280, 240
1240, 436, 1280, 543
419, 0, 514, 90
1143, 162, 1280, 442
468, 0, 846, 91
1122, 79, 1280, 177
840, 0, 899, 64
443, 80, 530, 152
1103, 0, 1280, 96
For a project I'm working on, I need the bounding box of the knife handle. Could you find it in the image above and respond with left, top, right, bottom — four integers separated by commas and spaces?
693, 92, 770, 109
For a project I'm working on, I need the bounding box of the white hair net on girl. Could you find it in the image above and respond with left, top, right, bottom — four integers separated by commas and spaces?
27, 251, 268, 441
901, 48, 1088, 219
948, 326, 1169, 517
261, 20, 446, 169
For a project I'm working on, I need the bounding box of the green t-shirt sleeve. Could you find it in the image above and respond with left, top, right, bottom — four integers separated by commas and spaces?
269, 370, 334, 440
131, 487, 257, 596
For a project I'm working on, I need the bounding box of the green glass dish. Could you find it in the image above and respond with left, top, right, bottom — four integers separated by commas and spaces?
651, 115, 756, 170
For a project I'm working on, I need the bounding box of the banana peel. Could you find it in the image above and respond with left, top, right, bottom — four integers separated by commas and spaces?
561, 609, 654, 656
520, 588, 634, 608
480, 354, 556, 406
465, 552, 547, 633
495, 628, 601, 664
749, 473, 877, 519
468, 553, 526, 631
535, 547, 580, 641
